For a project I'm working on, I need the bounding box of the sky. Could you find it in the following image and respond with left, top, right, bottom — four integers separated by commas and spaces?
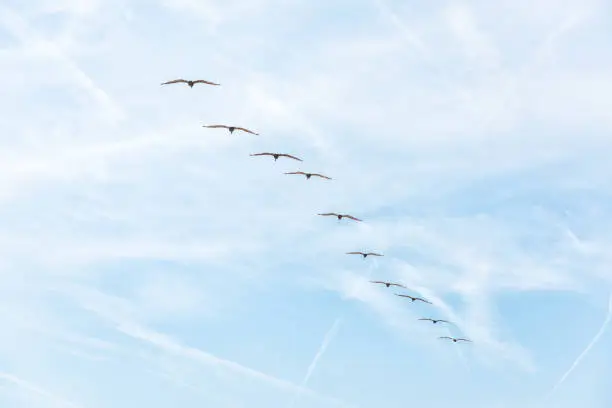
0, 0, 611, 407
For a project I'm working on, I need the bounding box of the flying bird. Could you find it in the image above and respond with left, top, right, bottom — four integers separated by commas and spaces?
285, 171, 331, 180
250, 153, 302, 162
370, 281, 406, 288
394, 294, 432, 304
318, 212, 362, 221
203, 125, 259, 135
347, 251, 383, 259
161, 79, 220, 87
439, 336, 472, 343
418, 318, 451, 325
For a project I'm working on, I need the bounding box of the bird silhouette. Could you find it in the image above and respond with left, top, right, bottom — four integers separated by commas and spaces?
161, 79, 220, 87
285, 171, 331, 180
394, 294, 432, 304
347, 251, 383, 258
203, 125, 259, 135
318, 212, 361, 221
418, 318, 451, 325
439, 336, 472, 343
370, 280, 406, 288
250, 153, 302, 162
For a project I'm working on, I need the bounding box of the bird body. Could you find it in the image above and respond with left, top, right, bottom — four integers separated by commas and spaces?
418, 318, 451, 325
347, 251, 383, 258
285, 171, 331, 180
370, 280, 405, 288
161, 79, 220, 87
203, 124, 259, 135
439, 336, 472, 343
318, 212, 361, 221
250, 152, 302, 162
394, 294, 432, 304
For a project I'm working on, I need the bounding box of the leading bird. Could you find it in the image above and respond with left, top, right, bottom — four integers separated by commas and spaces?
318, 212, 362, 222
161, 78, 220, 87
418, 318, 451, 325
203, 124, 259, 135
370, 281, 406, 288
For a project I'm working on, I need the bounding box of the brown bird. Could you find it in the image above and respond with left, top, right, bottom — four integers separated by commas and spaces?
439, 336, 472, 343
161, 79, 220, 87
394, 294, 432, 304
370, 281, 406, 288
347, 251, 383, 259
203, 125, 259, 135
285, 171, 331, 180
318, 212, 362, 221
250, 153, 302, 162
418, 318, 451, 325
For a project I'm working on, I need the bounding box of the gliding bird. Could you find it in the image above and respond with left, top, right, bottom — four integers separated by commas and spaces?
250, 153, 302, 162
370, 281, 406, 288
203, 124, 259, 135
285, 171, 331, 180
418, 318, 451, 325
439, 336, 472, 343
318, 212, 362, 221
347, 251, 383, 259
394, 294, 432, 304
161, 79, 220, 87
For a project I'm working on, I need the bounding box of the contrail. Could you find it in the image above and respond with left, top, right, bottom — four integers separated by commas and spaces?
548, 291, 612, 397
288, 317, 342, 408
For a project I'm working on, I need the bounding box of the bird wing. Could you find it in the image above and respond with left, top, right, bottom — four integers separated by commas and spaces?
439, 337, 453, 340
343, 214, 362, 221
192, 79, 220, 85
281, 154, 303, 161
394, 294, 410, 298
390, 283, 406, 288
203, 124, 229, 129
346, 252, 364, 255
456, 338, 472, 342
418, 318, 433, 322
367, 252, 383, 256
369, 280, 385, 284
437, 320, 451, 324
161, 79, 187, 85
250, 153, 273, 157
318, 213, 338, 217
416, 298, 432, 304
311, 173, 331, 179
285, 172, 305, 175
234, 127, 259, 135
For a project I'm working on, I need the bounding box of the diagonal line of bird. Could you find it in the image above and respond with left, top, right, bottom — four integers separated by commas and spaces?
160, 73, 472, 393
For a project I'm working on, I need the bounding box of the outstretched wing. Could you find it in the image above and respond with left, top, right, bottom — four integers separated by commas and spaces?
367, 252, 383, 256
285, 172, 305, 175
415, 297, 432, 304
280, 154, 303, 161
346, 252, 364, 255
318, 213, 338, 217
203, 124, 229, 129
437, 320, 451, 324
369, 280, 386, 285
311, 173, 332, 180
394, 294, 411, 298
192, 79, 220, 86
343, 214, 362, 221
390, 283, 406, 288
234, 127, 259, 135
418, 318, 434, 322
161, 79, 188, 85
250, 153, 273, 157
439, 336, 453, 340
456, 338, 472, 342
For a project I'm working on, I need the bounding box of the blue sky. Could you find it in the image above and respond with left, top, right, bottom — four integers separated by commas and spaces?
0, 0, 611, 407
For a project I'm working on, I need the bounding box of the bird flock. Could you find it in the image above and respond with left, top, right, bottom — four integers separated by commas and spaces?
161, 77, 472, 345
